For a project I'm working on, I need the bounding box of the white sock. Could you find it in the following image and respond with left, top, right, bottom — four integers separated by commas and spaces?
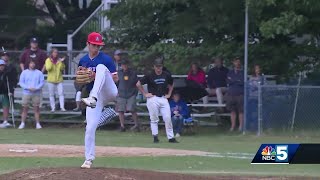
3, 120, 8, 124
20, 122, 25, 125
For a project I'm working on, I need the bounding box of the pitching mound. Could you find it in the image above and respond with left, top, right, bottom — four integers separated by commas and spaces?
0, 168, 300, 180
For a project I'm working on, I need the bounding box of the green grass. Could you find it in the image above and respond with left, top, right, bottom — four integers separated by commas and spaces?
1, 127, 320, 177
0, 127, 319, 153
0, 156, 319, 177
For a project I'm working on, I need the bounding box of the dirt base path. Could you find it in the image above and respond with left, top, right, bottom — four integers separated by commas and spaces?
0, 144, 208, 157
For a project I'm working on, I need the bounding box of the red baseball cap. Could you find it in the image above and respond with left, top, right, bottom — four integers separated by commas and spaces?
87, 32, 105, 46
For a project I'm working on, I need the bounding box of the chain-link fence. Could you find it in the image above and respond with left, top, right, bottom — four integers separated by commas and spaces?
246, 85, 320, 134
4, 50, 94, 75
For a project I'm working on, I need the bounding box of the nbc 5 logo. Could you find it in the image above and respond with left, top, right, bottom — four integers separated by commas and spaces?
275, 145, 288, 162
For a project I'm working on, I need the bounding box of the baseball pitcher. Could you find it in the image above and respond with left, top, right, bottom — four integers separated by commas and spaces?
77, 32, 118, 168
136, 57, 178, 143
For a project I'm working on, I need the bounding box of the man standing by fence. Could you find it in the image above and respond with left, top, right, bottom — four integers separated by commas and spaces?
116, 58, 140, 132
0, 51, 17, 128
0, 60, 15, 128
19, 37, 47, 73
1, 51, 17, 90
226, 57, 244, 132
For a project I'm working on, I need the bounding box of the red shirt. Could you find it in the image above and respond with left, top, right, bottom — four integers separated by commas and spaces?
19, 48, 47, 71
187, 69, 206, 87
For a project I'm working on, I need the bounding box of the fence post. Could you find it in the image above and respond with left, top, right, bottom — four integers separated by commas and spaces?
257, 82, 262, 136
67, 32, 73, 75
291, 72, 302, 131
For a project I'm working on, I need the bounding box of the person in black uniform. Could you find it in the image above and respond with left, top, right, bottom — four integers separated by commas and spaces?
136, 57, 178, 143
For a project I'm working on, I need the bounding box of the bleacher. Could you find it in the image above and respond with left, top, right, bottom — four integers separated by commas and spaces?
6, 74, 276, 126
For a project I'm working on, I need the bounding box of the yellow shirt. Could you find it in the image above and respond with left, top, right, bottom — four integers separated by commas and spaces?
45, 58, 65, 83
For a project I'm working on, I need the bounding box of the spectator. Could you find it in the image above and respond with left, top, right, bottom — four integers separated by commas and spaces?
0, 60, 14, 128
116, 58, 140, 132
19, 37, 47, 73
1, 51, 18, 90
187, 63, 206, 88
207, 57, 229, 104
247, 64, 266, 131
73, 81, 84, 111
113, 49, 124, 71
45, 48, 66, 112
169, 91, 189, 137
1, 51, 18, 104
20, 37, 46, 109
18, 60, 45, 129
187, 63, 207, 104
226, 57, 244, 132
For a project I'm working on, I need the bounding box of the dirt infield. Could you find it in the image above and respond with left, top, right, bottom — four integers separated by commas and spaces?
0, 168, 304, 180
0, 144, 208, 157
0, 144, 307, 180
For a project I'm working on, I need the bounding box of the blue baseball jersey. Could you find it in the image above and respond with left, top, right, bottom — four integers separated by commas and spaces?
78, 52, 116, 91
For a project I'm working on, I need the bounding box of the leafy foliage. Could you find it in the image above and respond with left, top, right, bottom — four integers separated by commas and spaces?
105, 0, 320, 80
0, 0, 100, 49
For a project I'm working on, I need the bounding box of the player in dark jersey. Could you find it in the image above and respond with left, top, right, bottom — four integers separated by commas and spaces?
79, 32, 118, 168
136, 57, 178, 143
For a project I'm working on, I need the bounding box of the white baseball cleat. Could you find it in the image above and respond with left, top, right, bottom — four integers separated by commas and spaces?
18, 123, 25, 129
36, 123, 42, 129
0, 122, 12, 128
81, 160, 92, 169
81, 97, 97, 108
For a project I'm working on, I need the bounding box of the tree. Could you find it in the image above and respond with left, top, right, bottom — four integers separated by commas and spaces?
0, 0, 49, 48
41, 0, 101, 49
0, 0, 101, 49
106, 0, 320, 79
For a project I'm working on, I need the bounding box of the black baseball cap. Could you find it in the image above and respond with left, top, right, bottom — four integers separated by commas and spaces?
30, 37, 38, 43
153, 57, 163, 66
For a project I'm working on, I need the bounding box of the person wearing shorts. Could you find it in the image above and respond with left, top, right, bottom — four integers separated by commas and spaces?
0, 59, 14, 128
226, 57, 244, 132
18, 60, 45, 129
0, 51, 18, 128
116, 58, 139, 132
0, 95, 9, 108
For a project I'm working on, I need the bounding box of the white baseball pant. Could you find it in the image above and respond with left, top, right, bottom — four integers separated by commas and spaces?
85, 64, 118, 161
146, 96, 174, 139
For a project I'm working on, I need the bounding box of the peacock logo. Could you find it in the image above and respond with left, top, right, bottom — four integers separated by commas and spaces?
261, 146, 276, 156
